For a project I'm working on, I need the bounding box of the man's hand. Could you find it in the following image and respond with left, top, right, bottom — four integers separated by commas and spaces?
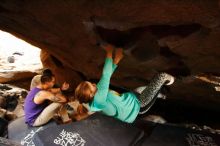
61, 82, 70, 91
114, 48, 124, 64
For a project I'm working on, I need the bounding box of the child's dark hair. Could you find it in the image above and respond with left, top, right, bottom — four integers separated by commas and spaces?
42, 68, 53, 76
40, 68, 54, 84
41, 73, 54, 84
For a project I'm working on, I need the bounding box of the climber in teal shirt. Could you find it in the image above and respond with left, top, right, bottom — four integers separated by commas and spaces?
75, 44, 175, 123
90, 57, 140, 123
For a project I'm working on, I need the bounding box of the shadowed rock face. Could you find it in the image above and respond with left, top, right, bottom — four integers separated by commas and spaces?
1, 0, 220, 111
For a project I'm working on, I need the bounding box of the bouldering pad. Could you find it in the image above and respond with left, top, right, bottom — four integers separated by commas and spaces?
8, 116, 57, 145
0, 137, 21, 146
33, 113, 144, 146
140, 123, 220, 146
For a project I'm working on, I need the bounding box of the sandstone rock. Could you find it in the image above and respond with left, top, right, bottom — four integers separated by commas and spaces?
0, 108, 6, 118
7, 56, 15, 63
5, 111, 17, 121
13, 101, 24, 118
1, 1, 220, 111
0, 96, 6, 108
0, 84, 27, 112
0, 71, 37, 84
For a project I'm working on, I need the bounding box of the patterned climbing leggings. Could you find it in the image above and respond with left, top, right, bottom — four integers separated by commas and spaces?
135, 73, 172, 115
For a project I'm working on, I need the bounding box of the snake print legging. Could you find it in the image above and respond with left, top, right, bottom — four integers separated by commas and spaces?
138, 73, 171, 114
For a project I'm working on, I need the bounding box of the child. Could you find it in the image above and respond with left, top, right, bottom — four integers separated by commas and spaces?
75, 44, 174, 123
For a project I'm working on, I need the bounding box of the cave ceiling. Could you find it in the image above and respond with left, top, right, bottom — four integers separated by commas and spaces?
1, 0, 220, 111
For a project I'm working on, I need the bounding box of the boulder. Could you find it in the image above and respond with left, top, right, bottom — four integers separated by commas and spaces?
1, 1, 220, 112
0, 95, 6, 108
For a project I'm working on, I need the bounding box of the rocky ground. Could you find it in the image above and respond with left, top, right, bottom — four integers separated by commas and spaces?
0, 84, 28, 136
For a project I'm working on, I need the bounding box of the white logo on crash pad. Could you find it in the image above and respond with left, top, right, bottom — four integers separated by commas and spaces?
21, 127, 43, 146
54, 129, 86, 146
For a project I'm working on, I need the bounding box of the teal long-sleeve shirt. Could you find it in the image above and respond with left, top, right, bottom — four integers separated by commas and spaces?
89, 58, 140, 123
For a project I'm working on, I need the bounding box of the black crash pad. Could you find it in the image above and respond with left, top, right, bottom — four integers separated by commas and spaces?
8, 116, 57, 145
0, 137, 21, 146
141, 123, 220, 146
33, 113, 144, 146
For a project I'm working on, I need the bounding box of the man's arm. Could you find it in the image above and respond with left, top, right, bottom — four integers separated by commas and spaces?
48, 93, 67, 103
34, 91, 67, 104
48, 88, 61, 94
